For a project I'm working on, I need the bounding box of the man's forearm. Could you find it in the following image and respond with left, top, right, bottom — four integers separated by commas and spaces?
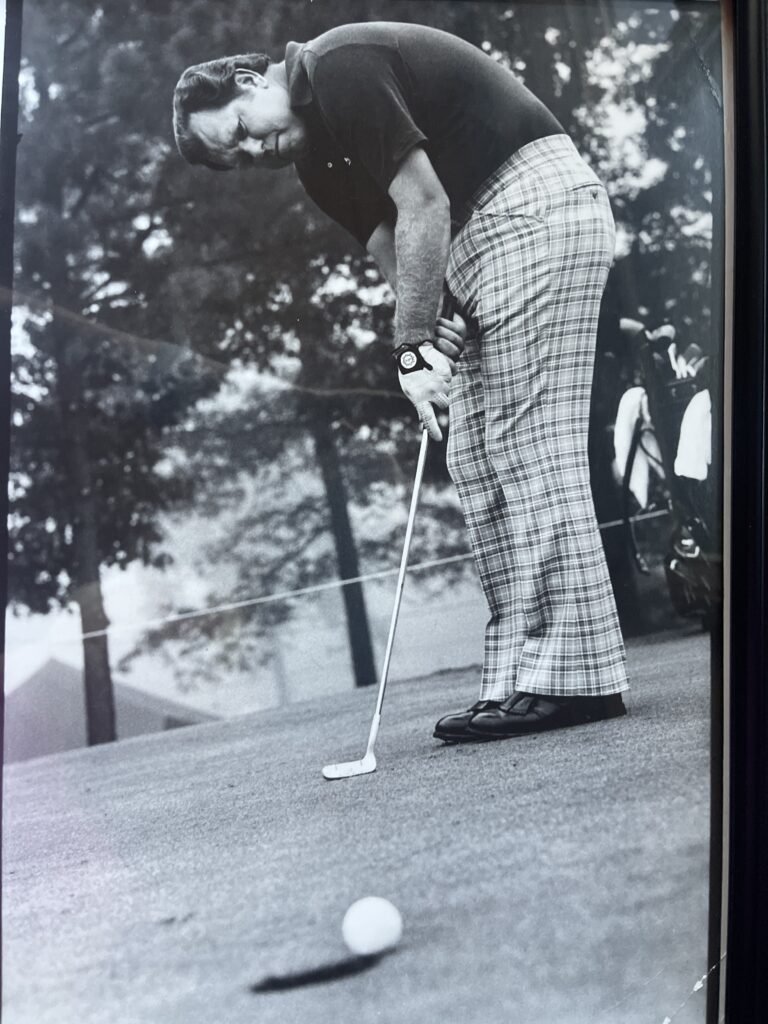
393, 198, 451, 349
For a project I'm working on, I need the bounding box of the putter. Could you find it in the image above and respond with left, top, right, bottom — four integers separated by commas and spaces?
322, 427, 430, 780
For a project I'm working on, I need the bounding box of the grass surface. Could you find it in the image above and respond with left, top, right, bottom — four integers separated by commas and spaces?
2, 628, 714, 1024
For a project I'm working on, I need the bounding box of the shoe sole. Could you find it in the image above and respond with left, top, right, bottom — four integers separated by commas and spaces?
467, 706, 627, 740
432, 730, 494, 744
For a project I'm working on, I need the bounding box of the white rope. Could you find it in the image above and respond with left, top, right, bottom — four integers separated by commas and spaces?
75, 552, 474, 640
65, 508, 670, 643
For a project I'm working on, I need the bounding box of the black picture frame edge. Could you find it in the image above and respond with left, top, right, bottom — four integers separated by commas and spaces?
724, 0, 768, 1021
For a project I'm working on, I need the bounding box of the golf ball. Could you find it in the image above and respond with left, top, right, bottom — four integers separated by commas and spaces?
342, 896, 403, 956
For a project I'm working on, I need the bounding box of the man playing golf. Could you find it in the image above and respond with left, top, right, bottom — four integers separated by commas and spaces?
173, 22, 629, 742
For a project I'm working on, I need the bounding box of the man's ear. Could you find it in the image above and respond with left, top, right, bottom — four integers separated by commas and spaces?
234, 68, 267, 90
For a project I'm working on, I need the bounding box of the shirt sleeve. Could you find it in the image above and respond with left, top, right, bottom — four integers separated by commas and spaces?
309, 44, 428, 194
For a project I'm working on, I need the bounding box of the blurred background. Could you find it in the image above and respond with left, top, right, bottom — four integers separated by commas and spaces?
3, 0, 723, 761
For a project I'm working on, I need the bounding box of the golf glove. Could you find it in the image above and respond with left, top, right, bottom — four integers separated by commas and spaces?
394, 341, 452, 441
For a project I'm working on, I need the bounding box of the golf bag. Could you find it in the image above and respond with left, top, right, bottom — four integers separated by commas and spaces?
615, 319, 720, 624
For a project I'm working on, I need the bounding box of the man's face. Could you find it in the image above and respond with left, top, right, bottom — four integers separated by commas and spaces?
188, 70, 308, 170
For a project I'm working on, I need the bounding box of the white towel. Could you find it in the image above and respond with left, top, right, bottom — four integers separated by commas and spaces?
613, 386, 664, 509
674, 389, 711, 481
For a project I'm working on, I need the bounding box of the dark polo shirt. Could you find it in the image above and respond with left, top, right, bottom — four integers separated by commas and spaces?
286, 22, 563, 245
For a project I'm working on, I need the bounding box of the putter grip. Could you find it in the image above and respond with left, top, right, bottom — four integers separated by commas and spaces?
441, 289, 457, 320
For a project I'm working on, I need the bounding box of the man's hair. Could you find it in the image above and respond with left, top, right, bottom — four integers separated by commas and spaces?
173, 53, 272, 169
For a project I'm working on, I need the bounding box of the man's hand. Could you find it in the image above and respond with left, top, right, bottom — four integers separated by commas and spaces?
395, 341, 452, 441
433, 311, 467, 372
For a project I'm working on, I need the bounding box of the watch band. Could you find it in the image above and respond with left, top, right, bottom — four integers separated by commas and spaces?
392, 341, 434, 374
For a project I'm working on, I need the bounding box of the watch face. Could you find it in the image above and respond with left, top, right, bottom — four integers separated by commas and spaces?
400, 350, 418, 371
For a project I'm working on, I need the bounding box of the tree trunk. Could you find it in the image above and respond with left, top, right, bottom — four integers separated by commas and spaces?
76, 576, 115, 746
57, 343, 116, 744
311, 416, 377, 688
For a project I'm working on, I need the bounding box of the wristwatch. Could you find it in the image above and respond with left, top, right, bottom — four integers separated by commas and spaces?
392, 341, 434, 374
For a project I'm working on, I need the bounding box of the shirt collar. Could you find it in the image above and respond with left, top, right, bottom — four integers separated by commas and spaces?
284, 41, 313, 108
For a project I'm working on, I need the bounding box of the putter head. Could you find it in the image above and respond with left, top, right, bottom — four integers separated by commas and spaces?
322, 752, 377, 780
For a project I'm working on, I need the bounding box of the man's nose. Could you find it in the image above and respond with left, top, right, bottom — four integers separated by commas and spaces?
240, 137, 266, 159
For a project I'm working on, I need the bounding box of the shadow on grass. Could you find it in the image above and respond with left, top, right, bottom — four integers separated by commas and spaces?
250, 953, 386, 992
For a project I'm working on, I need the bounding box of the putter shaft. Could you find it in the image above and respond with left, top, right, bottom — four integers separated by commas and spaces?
322, 429, 430, 779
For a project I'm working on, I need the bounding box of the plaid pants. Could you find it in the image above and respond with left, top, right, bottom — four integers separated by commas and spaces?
445, 135, 629, 698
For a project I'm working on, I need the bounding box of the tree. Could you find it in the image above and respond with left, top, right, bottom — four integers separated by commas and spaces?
118, 258, 472, 689
9, 1, 222, 741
